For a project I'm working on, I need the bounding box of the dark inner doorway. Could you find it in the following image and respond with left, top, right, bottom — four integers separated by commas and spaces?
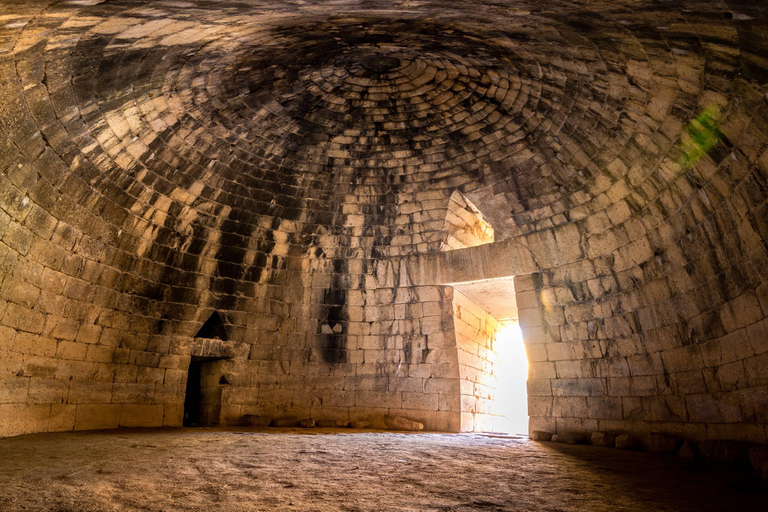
183, 357, 228, 427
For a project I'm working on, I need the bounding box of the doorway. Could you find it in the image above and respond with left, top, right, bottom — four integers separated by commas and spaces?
450, 276, 529, 433
183, 357, 228, 427
493, 321, 529, 434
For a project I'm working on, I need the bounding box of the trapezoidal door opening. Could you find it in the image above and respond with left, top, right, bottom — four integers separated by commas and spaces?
183, 357, 229, 427
450, 276, 529, 434
493, 321, 529, 435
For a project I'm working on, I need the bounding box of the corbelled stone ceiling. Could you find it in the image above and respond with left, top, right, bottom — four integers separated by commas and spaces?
0, 0, 767, 449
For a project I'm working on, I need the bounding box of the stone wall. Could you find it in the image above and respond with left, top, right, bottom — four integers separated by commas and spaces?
442, 191, 495, 251
226, 282, 460, 432
1, 0, 768, 445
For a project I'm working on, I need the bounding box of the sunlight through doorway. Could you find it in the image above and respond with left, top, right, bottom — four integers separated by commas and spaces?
494, 321, 529, 435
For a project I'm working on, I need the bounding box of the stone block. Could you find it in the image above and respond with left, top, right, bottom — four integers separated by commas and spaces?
74, 404, 121, 431
0, 278, 40, 308
384, 414, 423, 431
355, 390, 401, 409
242, 410, 271, 426
615, 434, 639, 450
49, 404, 76, 432
0, 404, 50, 437
530, 430, 553, 441
86, 344, 116, 363
587, 397, 623, 419
697, 440, 752, 468
28, 377, 68, 404
316, 419, 349, 428
701, 392, 747, 423
514, 274, 541, 292
725, 292, 763, 330
56, 341, 88, 360
546, 342, 574, 361
163, 403, 184, 427
591, 431, 616, 447
553, 223, 584, 264
320, 390, 354, 408
68, 381, 113, 404
647, 433, 682, 454
661, 345, 706, 373
525, 344, 548, 362
114, 364, 138, 383
747, 318, 768, 355
627, 353, 664, 376
552, 378, 605, 397
528, 416, 560, 432
554, 397, 588, 418
136, 367, 165, 385
745, 353, 768, 388
527, 396, 553, 417
551, 433, 585, 444
424, 377, 457, 395
401, 391, 438, 411
706, 422, 765, 445
700, 331, 753, 369
12, 332, 56, 357
0, 376, 29, 403
270, 417, 299, 427
119, 404, 164, 427
112, 383, 155, 404
646, 396, 687, 422
518, 307, 543, 329
429, 408, 458, 432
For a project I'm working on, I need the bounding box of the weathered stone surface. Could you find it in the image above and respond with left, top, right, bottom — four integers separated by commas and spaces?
748, 445, 768, 473
317, 420, 349, 428
299, 419, 316, 428
3, 430, 768, 511
591, 432, 616, 447
530, 430, 553, 442
678, 440, 698, 460
384, 415, 424, 431
270, 417, 300, 428
242, 415, 271, 427
698, 441, 752, 468
615, 435, 639, 450
350, 421, 370, 429
647, 434, 682, 454
551, 434, 585, 445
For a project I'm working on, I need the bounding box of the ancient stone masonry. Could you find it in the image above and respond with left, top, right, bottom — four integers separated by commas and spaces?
441, 191, 495, 251
0, 0, 767, 448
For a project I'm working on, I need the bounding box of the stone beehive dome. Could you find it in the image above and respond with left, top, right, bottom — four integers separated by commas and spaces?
0, 0, 767, 443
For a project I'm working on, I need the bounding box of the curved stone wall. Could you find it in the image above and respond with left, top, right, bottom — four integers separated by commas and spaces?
0, 0, 766, 443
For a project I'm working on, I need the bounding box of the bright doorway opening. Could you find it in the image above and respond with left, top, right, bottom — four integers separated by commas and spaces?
450, 276, 529, 434
493, 321, 529, 435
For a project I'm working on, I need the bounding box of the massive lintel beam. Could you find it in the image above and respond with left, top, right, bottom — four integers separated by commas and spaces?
402, 237, 539, 286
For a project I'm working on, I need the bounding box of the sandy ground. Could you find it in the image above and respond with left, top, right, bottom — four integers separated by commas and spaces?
0, 428, 765, 512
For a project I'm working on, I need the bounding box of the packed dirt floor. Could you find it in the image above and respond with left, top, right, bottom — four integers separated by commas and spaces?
0, 428, 766, 512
